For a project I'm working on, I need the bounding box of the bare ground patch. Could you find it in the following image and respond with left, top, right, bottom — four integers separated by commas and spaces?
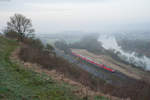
10, 47, 123, 100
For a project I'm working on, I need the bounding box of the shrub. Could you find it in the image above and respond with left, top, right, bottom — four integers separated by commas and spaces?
4, 30, 19, 39
18, 37, 150, 100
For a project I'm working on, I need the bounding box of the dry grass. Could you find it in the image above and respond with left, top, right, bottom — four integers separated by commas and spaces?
11, 47, 121, 100
17, 43, 150, 100
71, 48, 150, 81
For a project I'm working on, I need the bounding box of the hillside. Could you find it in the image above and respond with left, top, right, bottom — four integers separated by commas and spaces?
0, 36, 110, 100
71, 48, 150, 81
0, 36, 82, 100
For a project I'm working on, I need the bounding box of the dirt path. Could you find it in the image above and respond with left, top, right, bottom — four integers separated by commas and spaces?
10, 47, 130, 100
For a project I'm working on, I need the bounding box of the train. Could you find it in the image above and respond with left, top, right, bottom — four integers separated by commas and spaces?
72, 52, 115, 72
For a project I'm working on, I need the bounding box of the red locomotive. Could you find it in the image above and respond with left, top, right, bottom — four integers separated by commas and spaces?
72, 52, 115, 72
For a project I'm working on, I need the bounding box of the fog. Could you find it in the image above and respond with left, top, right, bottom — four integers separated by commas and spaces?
0, 0, 150, 33
1, 0, 150, 70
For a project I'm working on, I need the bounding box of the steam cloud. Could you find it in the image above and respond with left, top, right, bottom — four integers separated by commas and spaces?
98, 35, 150, 71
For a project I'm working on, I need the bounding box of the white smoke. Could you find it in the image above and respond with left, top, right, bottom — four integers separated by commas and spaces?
98, 35, 150, 71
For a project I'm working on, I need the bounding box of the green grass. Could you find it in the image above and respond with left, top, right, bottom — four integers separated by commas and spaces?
94, 96, 109, 100
0, 36, 109, 100
0, 37, 82, 100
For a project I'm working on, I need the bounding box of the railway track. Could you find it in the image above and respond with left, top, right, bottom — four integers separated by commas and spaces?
55, 49, 136, 86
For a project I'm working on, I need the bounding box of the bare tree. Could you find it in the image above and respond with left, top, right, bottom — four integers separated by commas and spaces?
6, 13, 34, 41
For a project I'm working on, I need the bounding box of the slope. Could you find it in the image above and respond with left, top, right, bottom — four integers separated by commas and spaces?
0, 36, 82, 100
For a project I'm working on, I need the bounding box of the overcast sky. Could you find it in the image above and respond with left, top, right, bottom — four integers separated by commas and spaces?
0, 0, 150, 34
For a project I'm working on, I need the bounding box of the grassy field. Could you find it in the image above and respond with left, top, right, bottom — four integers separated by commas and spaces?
0, 37, 82, 100
0, 37, 109, 100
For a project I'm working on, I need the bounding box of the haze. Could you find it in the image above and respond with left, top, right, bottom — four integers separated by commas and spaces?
0, 0, 150, 33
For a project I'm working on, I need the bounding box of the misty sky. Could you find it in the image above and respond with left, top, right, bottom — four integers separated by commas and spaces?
0, 0, 150, 33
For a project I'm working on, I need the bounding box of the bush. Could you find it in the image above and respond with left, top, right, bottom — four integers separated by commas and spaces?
18, 37, 150, 100
23, 37, 44, 49
69, 34, 105, 54
4, 30, 19, 39
55, 40, 71, 54
19, 41, 107, 92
